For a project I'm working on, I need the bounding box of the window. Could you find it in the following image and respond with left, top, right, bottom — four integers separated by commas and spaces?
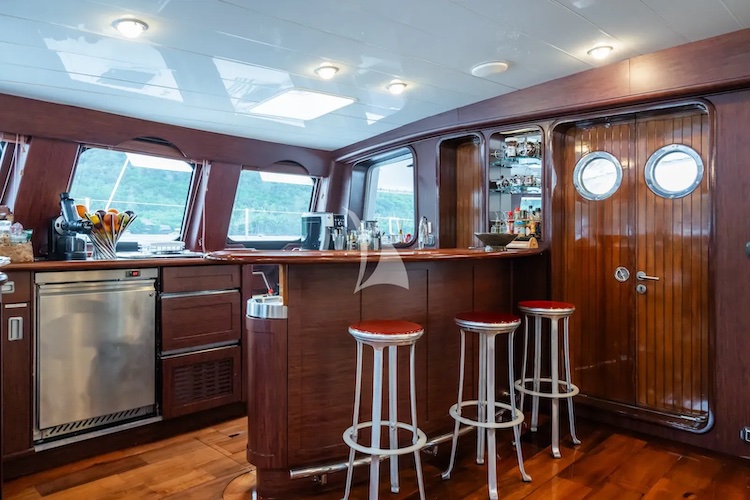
228, 170, 315, 243
573, 151, 623, 201
363, 150, 415, 242
68, 148, 194, 246
644, 144, 704, 198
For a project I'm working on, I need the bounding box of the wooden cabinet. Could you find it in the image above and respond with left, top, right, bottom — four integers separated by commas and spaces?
1, 271, 33, 458
160, 265, 243, 419
161, 346, 241, 419
161, 291, 241, 352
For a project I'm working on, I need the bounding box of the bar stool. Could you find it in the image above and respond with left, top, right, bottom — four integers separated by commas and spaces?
515, 300, 580, 459
342, 320, 427, 500
442, 312, 531, 500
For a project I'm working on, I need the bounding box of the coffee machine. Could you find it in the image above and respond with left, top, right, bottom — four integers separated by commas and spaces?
301, 212, 344, 250
48, 192, 93, 260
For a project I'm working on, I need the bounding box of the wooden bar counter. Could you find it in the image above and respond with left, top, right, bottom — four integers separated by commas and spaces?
207, 248, 548, 499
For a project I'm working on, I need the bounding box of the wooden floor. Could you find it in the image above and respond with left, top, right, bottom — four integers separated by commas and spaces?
3, 417, 749, 499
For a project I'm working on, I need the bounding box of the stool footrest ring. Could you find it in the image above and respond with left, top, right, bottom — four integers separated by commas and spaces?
448, 400, 524, 429
514, 378, 580, 398
343, 421, 427, 456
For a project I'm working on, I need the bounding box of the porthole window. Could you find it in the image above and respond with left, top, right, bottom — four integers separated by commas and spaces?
573, 151, 623, 200
644, 144, 704, 198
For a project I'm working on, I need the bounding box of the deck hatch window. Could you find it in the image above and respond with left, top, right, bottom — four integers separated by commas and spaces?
68, 148, 194, 246
363, 150, 415, 242
228, 170, 315, 243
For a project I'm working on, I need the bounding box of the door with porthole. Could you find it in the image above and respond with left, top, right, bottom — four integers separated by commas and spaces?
552, 106, 711, 431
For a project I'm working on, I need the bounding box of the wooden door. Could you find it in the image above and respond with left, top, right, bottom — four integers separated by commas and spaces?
554, 107, 711, 429
635, 112, 710, 420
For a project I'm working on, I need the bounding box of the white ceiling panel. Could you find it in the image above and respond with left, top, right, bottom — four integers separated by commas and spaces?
641, 0, 742, 41
0, 0, 746, 150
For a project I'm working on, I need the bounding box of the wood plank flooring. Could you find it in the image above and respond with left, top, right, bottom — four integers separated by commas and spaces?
3, 417, 749, 499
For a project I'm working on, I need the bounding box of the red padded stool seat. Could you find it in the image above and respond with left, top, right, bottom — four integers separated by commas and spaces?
349, 320, 424, 335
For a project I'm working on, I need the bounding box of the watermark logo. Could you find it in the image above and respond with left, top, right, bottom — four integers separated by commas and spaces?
348, 210, 410, 293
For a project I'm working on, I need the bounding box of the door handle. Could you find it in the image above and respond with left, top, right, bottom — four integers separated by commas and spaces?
636, 271, 659, 281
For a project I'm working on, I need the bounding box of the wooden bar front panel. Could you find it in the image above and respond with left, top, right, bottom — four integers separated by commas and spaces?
161, 291, 241, 352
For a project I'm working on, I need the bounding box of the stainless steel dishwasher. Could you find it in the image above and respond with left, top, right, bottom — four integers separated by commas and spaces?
34, 268, 159, 445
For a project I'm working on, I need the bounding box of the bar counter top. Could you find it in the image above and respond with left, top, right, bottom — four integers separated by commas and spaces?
206, 247, 543, 264
3, 247, 542, 272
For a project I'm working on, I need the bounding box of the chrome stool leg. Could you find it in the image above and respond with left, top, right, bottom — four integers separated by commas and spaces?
369, 346, 384, 499
531, 316, 542, 432
388, 346, 400, 493
550, 318, 561, 459
476, 332, 487, 465
564, 316, 581, 445
409, 342, 426, 500
486, 332, 498, 500
442, 330, 466, 480
518, 314, 530, 415
508, 331, 532, 482
342, 341, 364, 500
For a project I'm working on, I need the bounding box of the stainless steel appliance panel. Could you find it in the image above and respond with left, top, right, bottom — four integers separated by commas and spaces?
37, 278, 156, 430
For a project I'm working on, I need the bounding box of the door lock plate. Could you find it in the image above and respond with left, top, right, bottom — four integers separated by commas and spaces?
636, 284, 647, 294
614, 267, 630, 282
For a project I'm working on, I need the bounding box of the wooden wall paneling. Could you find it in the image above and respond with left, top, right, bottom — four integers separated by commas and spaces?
456, 141, 483, 249
707, 90, 750, 457
0, 94, 331, 176
438, 140, 458, 247
286, 264, 362, 465
183, 162, 241, 252
246, 316, 288, 469
10, 137, 79, 256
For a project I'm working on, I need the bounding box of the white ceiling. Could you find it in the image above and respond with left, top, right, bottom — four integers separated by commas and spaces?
0, 0, 748, 151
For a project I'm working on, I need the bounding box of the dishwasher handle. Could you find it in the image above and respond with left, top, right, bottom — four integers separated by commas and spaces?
38, 279, 156, 296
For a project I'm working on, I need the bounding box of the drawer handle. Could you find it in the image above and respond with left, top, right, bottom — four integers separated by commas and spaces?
8, 316, 23, 341
1, 281, 15, 294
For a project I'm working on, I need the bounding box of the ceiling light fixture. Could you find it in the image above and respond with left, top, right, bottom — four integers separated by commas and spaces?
113, 18, 149, 38
587, 45, 613, 60
249, 89, 356, 121
315, 64, 340, 80
471, 61, 509, 78
386, 80, 407, 95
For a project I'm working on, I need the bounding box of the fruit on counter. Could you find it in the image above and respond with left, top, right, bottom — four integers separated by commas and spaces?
79, 207, 137, 259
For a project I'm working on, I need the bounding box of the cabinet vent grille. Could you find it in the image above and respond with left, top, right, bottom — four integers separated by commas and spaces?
173, 358, 234, 404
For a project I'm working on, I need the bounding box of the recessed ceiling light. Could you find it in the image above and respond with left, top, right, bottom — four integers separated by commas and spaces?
471, 61, 509, 78
113, 18, 149, 38
248, 89, 356, 121
587, 45, 613, 60
386, 80, 407, 95
314, 64, 340, 80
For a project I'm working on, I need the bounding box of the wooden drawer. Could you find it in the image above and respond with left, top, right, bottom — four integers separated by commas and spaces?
161, 346, 241, 419
1, 271, 32, 304
161, 291, 241, 352
161, 265, 240, 294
